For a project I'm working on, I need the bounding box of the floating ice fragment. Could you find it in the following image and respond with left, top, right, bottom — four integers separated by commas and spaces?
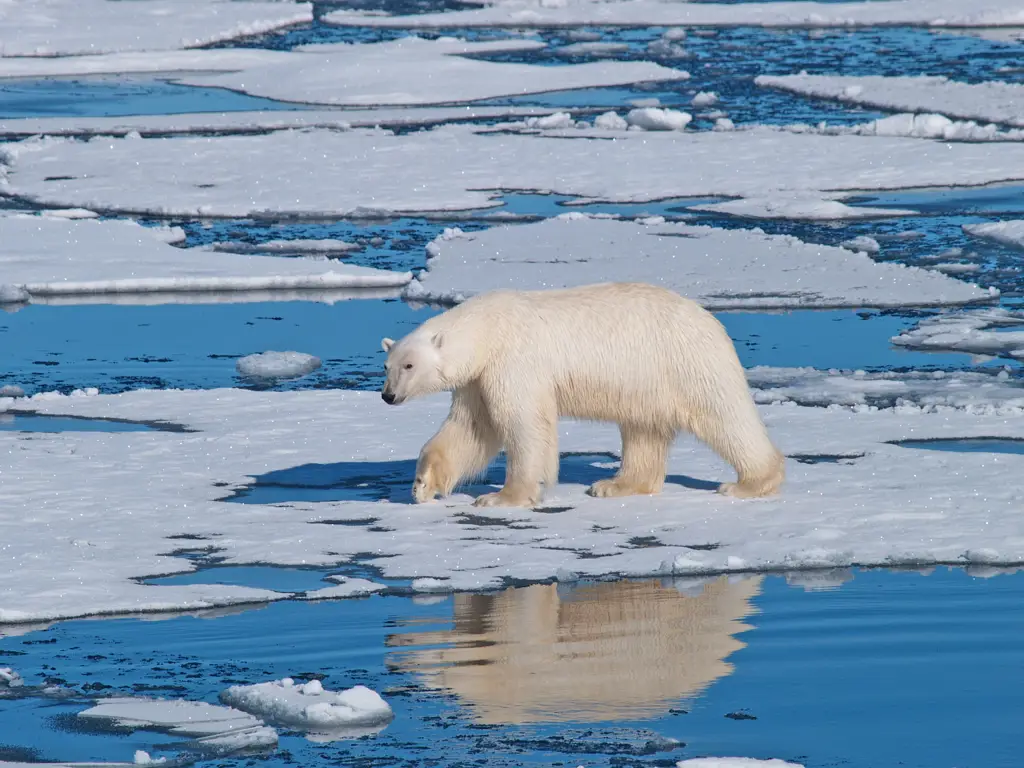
626, 107, 693, 131
692, 91, 719, 107
0, 667, 24, 687
525, 111, 577, 130
220, 678, 394, 733
236, 351, 322, 381
594, 111, 628, 130
0, 386, 25, 398
839, 235, 881, 255
412, 577, 452, 592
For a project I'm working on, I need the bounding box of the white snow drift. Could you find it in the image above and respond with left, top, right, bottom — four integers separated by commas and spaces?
757, 74, 1024, 129
0, 215, 410, 303
2, 386, 1024, 623
0, 0, 312, 57
325, 0, 1024, 29
405, 215, 994, 309
7, 125, 1024, 218
0, 37, 687, 108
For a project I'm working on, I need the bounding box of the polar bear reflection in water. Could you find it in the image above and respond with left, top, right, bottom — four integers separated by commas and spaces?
384, 575, 763, 724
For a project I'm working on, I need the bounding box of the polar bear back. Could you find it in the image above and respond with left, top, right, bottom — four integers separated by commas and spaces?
421, 282, 751, 429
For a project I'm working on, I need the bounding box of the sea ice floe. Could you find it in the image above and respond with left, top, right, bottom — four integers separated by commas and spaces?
324, 0, 1024, 30
757, 74, 1024, 128
3, 386, 1024, 623
0, 0, 312, 57
7, 125, 1024, 218
236, 352, 323, 382
964, 220, 1024, 250
690, 196, 915, 220
890, 309, 1024, 360
0, 37, 687, 108
0, 214, 410, 304
405, 216, 993, 309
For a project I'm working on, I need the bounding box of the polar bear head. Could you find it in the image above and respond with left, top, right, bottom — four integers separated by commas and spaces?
380, 333, 444, 405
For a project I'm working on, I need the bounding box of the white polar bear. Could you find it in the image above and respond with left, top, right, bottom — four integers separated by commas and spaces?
380, 282, 784, 508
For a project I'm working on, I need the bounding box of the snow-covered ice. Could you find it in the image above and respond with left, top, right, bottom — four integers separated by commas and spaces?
406, 216, 993, 309
891, 309, 1024, 360
0, 38, 687, 108
78, 697, 277, 748
757, 74, 1024, 129
0, 0, 312, 57
964, 220, 1024, 250
0, 107, 571, 140
299, 576, 386, 601
211, 239, 359, 255
236, 351, 322, 381
8, 125, 1024, 218
220, 679, 393, 734
325, 0, 1024, 30
0, 215, 410, 304
690, 195, 916, 221
677, 760, 804, 768
749, 367, 1024, 412
3, 386, 1024, 623
839, 235, 881, 255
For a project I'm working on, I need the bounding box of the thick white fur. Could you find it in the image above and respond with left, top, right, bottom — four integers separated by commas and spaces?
381, 282, 785, 508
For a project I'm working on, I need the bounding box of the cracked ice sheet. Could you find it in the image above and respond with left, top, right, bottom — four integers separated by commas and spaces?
756, 75, 1024, 129
3, 387, 1024, 623
324, 0, 1024, 29
7, 125, 1024, 218
405, 216, 994, 310
0, 214, 410, 304
0, 106, 576, 140
0, 38, 687, 108
0, 0, 312, 57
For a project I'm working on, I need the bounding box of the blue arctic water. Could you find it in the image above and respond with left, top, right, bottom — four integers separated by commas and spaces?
2, 567, 1022, 768
1, 6, 1024, 768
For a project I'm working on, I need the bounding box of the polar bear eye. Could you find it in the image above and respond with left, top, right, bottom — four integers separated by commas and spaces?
404, 363, 413, 370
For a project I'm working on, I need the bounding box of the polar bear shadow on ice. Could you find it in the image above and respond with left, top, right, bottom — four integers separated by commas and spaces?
380, 282, 785, 509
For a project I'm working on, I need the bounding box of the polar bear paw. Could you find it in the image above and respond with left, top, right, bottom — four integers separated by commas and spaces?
473, 489, 537, 508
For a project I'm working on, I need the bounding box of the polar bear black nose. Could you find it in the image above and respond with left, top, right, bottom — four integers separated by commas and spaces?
382, 391, 396, 405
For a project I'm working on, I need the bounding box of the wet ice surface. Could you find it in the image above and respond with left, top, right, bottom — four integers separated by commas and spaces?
2, 568, 1022, 768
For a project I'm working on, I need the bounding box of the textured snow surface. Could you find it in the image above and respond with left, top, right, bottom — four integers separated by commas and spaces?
406, 216, 993, 309
749, 367, 1024, 412
891, 309, 1024, 360
0, 215, 410, 302
220, 679, 394, 732
964, 220, 1024, 249
236, 351, 323, 381
3, 387, 1024, 623
0, 38, 686, 107
0, 107, 566, 139
7, 126, 1024, 218
757, 74, 1024, 128
325, 0, 1024, 29
0, 0, 312, 57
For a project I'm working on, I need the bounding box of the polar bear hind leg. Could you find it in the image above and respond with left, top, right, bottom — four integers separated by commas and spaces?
587, 424, 674, 498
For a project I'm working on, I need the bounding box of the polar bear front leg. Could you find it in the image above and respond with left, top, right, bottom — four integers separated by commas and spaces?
588, 425, 672, 498
413, 385, 501, 503
473, 389, 556, 508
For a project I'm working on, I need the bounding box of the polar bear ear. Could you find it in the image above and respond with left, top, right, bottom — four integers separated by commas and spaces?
430, 333, 444, 349
381, 337, 395, 353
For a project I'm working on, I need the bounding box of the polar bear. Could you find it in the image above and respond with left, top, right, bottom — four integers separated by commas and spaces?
381, 282, 784, 508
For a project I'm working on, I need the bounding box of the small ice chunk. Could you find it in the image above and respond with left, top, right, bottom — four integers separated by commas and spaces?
220, 678, 394, 732
236, 351, 322, 381
211, 238, 359, 255
0, 386, 25, 398
932, 263, 980, 275
564, 30, 601, 42
713, 118, 735, 132
525, 111, 576, 130
411, 577, 451, 592
553, 41, 629, 57
594, 111, 628, 131
629, 97, 662, 108
839, 235, 881, 255
0, 284, 29, 304
691, 91, 719, 107
626, 107, 692, 131
0, 667, 24, 687
134, 751, 167, 765
661, 27, 687, 41
646, 39, 688, 57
